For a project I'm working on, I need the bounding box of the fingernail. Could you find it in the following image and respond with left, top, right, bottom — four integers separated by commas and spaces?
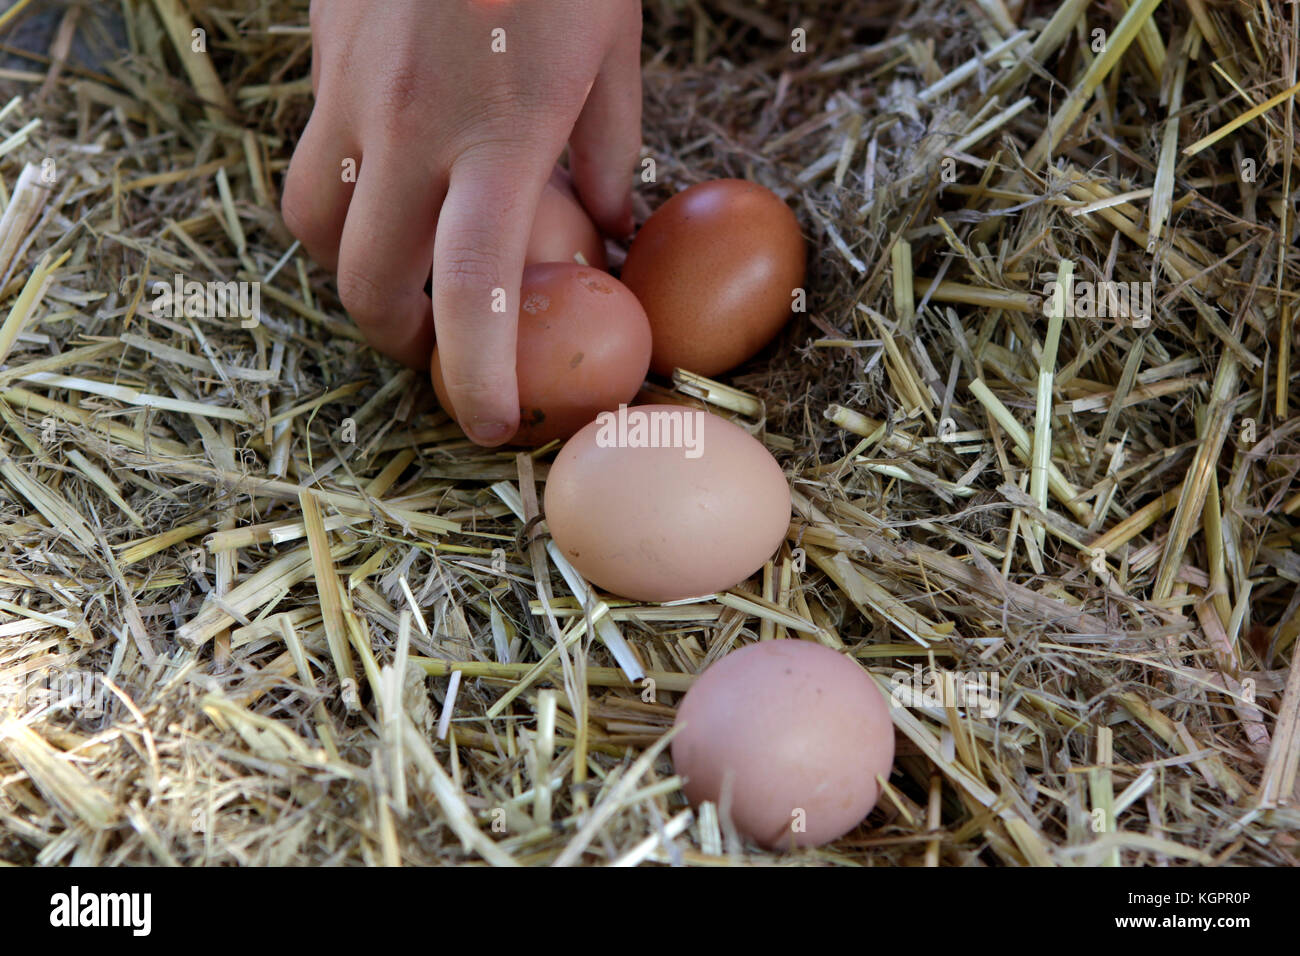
468, 421, 515, 445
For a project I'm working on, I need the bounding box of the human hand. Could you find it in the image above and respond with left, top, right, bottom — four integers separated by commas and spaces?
282, 0, 642, 444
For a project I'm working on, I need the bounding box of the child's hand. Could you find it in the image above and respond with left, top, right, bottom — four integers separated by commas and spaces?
282, 0, 642, 445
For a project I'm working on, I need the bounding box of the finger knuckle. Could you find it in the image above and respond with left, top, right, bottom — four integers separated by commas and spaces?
443, 374, 512, 404
448, 86, 563, 154
441, 374, 517, 420
336, 264, 387, 319
280, 175, 329, 246
437, 240, 504, 293
372, 64, 431, 139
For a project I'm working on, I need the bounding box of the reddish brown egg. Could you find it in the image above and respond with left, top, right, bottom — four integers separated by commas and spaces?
620, 179, 806, 377
431, 263, 650, 445
526, 167, 607, 269
671, 640, 895, 849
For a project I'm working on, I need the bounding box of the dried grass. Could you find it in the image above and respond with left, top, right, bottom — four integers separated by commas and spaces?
0, 0, 1298, 866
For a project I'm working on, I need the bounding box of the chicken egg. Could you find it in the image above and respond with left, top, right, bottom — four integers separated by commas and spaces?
431, 263, 650, 445
620, 179, 806, 377
527, 166, 607, 269
543, 405, 790, 602
671, 639, 896, 849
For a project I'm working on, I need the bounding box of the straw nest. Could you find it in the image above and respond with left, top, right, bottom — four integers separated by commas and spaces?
0, 0, 1298, 867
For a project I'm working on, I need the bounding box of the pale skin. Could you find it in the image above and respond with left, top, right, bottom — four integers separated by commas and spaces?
282, 0, 643, 445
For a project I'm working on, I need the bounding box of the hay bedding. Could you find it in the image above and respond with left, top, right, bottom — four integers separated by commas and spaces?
0, 0, 1296, 867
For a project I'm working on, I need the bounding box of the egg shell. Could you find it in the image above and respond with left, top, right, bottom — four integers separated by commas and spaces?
671, 640, 895, 849
431, 263, 651, 445
621, 179, 806, 377
527, 167, 607, 269
543, 405, 790, 602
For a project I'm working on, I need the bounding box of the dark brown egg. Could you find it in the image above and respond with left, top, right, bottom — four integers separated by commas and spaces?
620, 179, 806, 377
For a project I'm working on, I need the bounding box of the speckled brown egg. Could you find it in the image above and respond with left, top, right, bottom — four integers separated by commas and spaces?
620, 179, 806, 377
671, 639, 895, 849
431, 263, 650, 445
543, 406, 791, 601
